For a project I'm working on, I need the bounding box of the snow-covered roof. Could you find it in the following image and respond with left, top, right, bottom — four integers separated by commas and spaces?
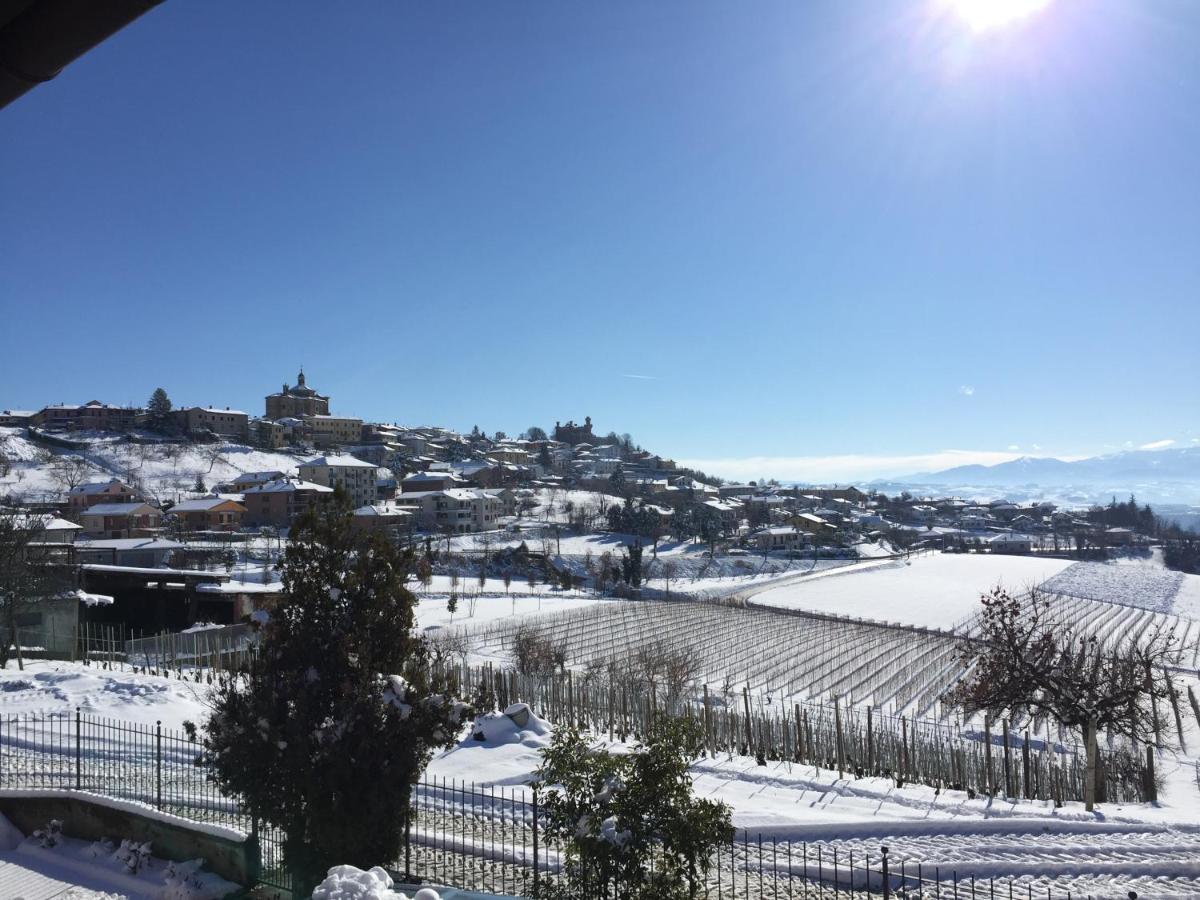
988, 533, 1032, 543
795, 513, 829, 525
301, 454, 376, 468
67, 588, 115, 606
80, 502, 157, 516
191, 406, 247, 416
75, 537, 184, 550
353, 505, 413, 517
242, 478, 334, 494
403, 470, 463, 482
69, 479, 128, 494
171, 497, 245, 512
232, 471, 285, 484
8, 513, 81, 532
197, 580, 284, 595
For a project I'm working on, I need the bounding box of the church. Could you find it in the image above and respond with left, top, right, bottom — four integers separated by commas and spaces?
265, 370, 330, 419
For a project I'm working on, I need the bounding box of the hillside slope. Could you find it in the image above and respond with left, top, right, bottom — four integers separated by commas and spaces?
0, 427, 307, 505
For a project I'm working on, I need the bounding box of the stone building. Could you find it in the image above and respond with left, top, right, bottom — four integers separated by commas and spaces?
553, 416, 595, 445
265, 370, 330, 420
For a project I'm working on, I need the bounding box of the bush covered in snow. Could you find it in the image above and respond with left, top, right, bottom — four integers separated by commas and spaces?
312, 865, 441, 900
470, 702, 552, 747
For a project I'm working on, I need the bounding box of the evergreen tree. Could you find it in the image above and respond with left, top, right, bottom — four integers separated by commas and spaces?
536, 718, 733, 899
146, 387, 173, 434
201, 499, 468, 893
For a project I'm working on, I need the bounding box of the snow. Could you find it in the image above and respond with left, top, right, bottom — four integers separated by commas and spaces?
750, 553, 1075, 629
0, 813, 239, 900
1042, 561, 1187, 613
1173, 572, 1200, 620
0, 791, 246, 843
0, 427, 308, 506
0, 661, 212, 732
313, 865, 442, 900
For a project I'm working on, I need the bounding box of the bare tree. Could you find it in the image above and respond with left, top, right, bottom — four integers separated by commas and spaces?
1, 509, 74, 670
512, 624, 567, 676
947, 586, 1190, 809
634, 639, 701, 706
662, 560, 678, 600
48, 454, 94, 494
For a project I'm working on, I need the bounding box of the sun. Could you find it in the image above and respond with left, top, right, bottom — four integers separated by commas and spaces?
945, 0, 1051, 31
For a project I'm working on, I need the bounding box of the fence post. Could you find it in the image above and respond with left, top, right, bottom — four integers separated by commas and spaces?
74, 707, 81, 790
867, 706, 874, 774
532, 788, 540, 896
881, 845, 890, 899
155, 720, 162, 810
404, 800, 412, 880
834, 698, 845, 779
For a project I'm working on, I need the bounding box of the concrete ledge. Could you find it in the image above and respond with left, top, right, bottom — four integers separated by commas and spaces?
0, 789, 257, 888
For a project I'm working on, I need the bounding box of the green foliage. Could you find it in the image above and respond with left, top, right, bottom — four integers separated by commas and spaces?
535, 718, 733, 899
1164, 536, 1200, 574
201, 500, 469, 892
619, 542, 643, 588
146, 387, 174, 434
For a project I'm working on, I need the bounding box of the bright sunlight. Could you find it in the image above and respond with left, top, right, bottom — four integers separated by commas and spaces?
944, 0, 1052, 31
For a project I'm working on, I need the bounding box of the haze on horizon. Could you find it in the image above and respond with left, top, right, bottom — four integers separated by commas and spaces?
0, 1, 1196, 481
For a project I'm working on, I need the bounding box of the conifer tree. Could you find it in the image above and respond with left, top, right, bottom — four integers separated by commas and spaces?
202, 497, 469, 892
146, 387, 173, 434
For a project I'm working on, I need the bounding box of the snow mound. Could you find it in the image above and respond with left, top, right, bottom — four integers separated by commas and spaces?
469, 702, 552, 748
312, 865, 440, 900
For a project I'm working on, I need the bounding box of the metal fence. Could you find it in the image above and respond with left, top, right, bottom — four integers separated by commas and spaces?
0, 710, 1136, 899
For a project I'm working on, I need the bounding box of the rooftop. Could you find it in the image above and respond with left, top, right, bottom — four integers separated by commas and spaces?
301, 454, 376, 468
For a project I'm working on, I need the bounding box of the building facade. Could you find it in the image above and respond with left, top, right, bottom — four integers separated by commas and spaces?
265, 370, 330, 419
298, 455, 378, 508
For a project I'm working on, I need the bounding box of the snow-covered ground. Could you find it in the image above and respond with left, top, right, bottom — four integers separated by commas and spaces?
0, 427, 306, 505
0, 812, 238, 900
750, 553, 1075, 629
0, 660, 211, 732
5, 659, 1200, 896
412, 581, 602, 632
428, 707, 1200, 898
1042, 561, 1188, 614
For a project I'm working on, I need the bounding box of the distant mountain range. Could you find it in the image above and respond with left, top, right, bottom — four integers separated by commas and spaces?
869, 446, 1200, 507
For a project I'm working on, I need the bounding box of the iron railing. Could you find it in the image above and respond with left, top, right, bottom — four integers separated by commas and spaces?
0, 710, 1148, 899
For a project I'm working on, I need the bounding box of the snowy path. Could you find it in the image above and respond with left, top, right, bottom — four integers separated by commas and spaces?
0, 851, 144, 899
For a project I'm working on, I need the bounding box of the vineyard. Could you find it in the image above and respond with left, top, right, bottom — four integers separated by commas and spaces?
458, 599, 968, 720
458, 590, 1200, 725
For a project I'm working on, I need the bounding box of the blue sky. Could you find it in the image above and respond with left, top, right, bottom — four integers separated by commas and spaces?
1, 1, 1196, 481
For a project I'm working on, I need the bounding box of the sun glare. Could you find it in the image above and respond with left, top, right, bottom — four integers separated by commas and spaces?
947, 0, 1051, 31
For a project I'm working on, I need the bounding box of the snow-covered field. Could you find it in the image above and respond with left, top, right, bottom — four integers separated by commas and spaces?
1042, 561, 1188, 613
412, 580, 602, 632
750, 553, 1075, 629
